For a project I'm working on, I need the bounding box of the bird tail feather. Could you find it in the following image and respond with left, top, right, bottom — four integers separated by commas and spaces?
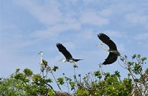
74, 59, 82, 62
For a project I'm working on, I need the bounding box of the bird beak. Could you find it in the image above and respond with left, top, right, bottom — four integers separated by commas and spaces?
96, 44, 103, 46
38, 51, 43, 54
59, 59, 63, 62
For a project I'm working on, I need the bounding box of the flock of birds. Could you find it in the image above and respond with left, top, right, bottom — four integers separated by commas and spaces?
39, 33, 122, 74
56, 33, 121, 65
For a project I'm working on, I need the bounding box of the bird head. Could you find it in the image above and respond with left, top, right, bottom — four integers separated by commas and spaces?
96, 43, 103, 46
59, 58, 67, 62
38, 51, 43, 55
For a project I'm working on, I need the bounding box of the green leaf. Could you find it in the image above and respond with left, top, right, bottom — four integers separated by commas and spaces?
52, 66, 59, 71
57, 78, 64, 85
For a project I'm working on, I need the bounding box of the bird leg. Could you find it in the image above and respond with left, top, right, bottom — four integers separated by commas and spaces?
45, 65, 52, 78
73, 62, 78, 88
96, 43, 109, 52
40, 71, 44, 77
73, 62, 78, 68
98, 63, 104, 76
98, 63, 102, 68
40, 63, 45, 77
119, 55, 124, 61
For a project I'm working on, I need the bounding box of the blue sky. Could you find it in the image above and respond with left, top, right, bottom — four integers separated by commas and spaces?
1, 0, 148, 91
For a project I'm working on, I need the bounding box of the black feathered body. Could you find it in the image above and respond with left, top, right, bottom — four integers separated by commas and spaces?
56, 43, 82, 62
98, 33, 120, 65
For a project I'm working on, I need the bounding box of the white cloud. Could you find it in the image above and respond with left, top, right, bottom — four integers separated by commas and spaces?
14, 0, 62, 25
134, 33, 148, 40
0, 24, 17, 31
63, 42, 76, 50
32, 22, 81, 39
80, 11, 109, 26
1, 33, 34, 50
0, 35, 39, 77
33, 29, 60, 39
77, 29, 95, 40
125, 13, 148, 24
102, 30, 125, 38
98, 9, 113, 17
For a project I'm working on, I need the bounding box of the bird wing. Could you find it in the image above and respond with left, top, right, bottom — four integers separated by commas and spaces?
56, 43, 73, 59
98, 33, 117, 50
102, 53, 118, 65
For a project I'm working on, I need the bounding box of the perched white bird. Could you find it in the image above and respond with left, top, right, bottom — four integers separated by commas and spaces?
38, 51, 45, 74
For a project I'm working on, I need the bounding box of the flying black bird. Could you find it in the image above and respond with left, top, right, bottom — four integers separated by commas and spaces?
56, 43, 82, 64
97, 33, 120, 64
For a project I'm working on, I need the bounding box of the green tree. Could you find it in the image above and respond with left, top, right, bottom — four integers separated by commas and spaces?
0, 54, 147, 96
0, 68, 55, 96
74, 54, 148, 96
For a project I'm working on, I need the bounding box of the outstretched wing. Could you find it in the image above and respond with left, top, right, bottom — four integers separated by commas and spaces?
98, 33, 117, 50
56, 43, 72, 59
102, 53, 118, 65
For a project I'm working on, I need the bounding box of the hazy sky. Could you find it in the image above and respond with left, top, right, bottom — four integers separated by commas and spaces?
1, 0, 148, 91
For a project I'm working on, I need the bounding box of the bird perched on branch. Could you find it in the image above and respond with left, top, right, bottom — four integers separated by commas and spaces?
56, 43, 82, 65
97, 33, 121, 65
38, 51, 45, 73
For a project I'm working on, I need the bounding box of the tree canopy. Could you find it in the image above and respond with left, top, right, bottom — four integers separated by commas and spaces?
0, 54, 148, 96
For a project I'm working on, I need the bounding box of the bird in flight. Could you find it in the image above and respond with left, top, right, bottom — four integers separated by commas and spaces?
56, 43, 82, 65
97, 33, 120, 65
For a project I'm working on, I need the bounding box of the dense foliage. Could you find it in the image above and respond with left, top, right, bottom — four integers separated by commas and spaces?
0, 54, 148, 96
